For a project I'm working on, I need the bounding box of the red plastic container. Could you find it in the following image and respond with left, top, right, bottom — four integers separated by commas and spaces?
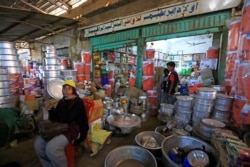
207, 47, 219, 58
143, 61, 154, 76
65, 144, 75, 167
142, 76, 154, 90
228, 20, 241, 51
146, 49, 155, 59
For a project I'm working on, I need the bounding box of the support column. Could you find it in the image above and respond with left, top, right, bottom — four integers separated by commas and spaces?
136, 30, 145, 89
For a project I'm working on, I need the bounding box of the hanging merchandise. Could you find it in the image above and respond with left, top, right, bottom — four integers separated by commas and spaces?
142, 76, 154, 91
241, 0, 250, 34
206, 47, 219, 59
143, 60, 154, 76
227, 20, 241, 51
128, 72, 136, 87
81, 50, 91, 64
145, 49, 155, 60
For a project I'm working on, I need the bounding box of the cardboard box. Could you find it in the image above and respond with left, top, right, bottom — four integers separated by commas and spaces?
22, 100, 39, 111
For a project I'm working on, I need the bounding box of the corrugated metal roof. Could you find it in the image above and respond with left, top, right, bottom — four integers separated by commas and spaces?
0, 6, 78, 42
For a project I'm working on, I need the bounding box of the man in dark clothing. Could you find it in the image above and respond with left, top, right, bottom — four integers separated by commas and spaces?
34, 80, 89, 167
166, 62, 179, 104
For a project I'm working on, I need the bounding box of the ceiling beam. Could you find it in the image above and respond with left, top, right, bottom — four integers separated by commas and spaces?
0, 12, 37, 35
20, 0, 47, 14
47, 0, 68, 11
57, 0, 72, 9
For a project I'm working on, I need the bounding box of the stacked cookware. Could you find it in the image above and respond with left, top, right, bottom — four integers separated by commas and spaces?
0, 67, 13, 108
174, 96, 193, 127
0, 41, 22, 105
192, 87, 217, 126
43, 45, 61, 97
211, 93, 234, 124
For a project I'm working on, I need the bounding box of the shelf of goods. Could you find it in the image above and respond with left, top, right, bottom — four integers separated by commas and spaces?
93, 50, 136, 94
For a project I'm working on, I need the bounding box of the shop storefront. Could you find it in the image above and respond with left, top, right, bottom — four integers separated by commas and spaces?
83, 0, 241, 88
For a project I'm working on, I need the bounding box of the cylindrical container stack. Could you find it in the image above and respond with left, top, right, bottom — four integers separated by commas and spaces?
0, 67, 14, 108
192, 87, 217, 126
58, 57, 69, 70
157, 103, 174, 123
146, 90, 158, 116
211, 94, 234, 124
60, 70, 77, 81
74, 62, 91, 82
174, 96, 193, 127
0, 41, 23, 96
43, 45, 61, 97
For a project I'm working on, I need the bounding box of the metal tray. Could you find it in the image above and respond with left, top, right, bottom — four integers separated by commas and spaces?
47, 79, 64, 100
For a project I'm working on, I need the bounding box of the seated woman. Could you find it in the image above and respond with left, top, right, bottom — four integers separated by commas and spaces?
34, 80, 89, 167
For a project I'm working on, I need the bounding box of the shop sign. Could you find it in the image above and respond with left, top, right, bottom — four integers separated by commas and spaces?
83, 0, 241, 37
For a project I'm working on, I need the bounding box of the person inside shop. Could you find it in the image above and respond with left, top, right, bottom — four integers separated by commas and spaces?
190, 65, 200, 79
34, 80, 89, 167
165, 61, 179, 104
160, 68, 169, 103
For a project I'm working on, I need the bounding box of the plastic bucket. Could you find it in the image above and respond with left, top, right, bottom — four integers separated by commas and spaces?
241, 2, 250, 34
146, 49, 155, 59
228, 20, 241, 51
81, 51, 91, 63
232, 99, 246, 126
129, 77, 136, 86
239, 34, 250, 61
143, 61, 154, 76
148, 96, 158, 105
109, 78, 115, 88
84, 64, 91, 74
77, 74, 90, 82
101, 73, 109, 85
243, 73, 250, 102
150, 105, 158, 116
74, 62, 84, 74
108, 71, 114, 78
207, 47, 219, 59
147, 90, 158, 97
143, 76, 154, 90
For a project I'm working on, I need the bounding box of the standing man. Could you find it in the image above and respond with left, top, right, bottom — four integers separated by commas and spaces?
160, 68, 169, 103
166, 62, 179, 104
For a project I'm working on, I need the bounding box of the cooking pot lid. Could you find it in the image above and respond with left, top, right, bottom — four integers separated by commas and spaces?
201, 118, 225, 128
197, 87, 217, 92
47, 79, 64, 100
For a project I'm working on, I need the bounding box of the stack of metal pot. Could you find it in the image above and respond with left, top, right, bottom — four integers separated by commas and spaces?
192, 87, 217, 126
211, 93, 234, 124
43, 45, 61, 97
0, 67, 13, 108
0, 41, 23, 96
174, 96, 193, 127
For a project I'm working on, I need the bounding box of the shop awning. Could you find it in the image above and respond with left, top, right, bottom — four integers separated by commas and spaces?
0, 6, 78, 42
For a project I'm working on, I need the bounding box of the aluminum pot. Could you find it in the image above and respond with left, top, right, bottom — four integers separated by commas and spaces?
7, 67, 22, 73
0, 42, 15, 49
193, 103, 213, 113
0, 96, 13, 104
45, 53, 57, 57
43, 70, 61, 78
0, 88, 11, 96
44, 57, 59, 65
161, 135, 220, 167
0, 54, 18, 60
214, 103, 232, 112
0, 68, 8, 74
160, 103, 175, 116
0, 74, 8, 81
215, 94, 234, 106
0, 48, 16, 55
196, 87, 217, 100
211, 109, 231, 121
0, 102, 14, 108
104, 145, 157, 167
135, 131, 165, 156
192, 109, 210, 119
0, 60, 20, 67
0, 80, 10, 88
45, 65, 58, 70
176, 96, 193, 108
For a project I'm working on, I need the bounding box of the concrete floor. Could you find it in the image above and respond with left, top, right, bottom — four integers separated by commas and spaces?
0, 116, 162, 167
